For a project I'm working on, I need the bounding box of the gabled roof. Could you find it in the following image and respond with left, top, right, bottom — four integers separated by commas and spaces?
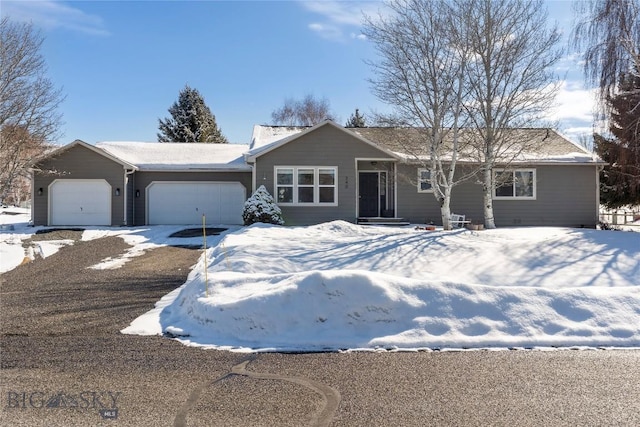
246, 120, 401, 161
96, 141, 251, 171
31, 139, 138, 170
36, 125, 601, 175
246, 121, 601, 165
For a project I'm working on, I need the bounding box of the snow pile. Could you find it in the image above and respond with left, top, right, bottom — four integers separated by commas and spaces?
149, 270, 640, 351
124, 222, 640, 352
0, 207, 33, 273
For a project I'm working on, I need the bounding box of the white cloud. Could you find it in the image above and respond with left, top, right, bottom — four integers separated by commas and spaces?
549, 80, 597, 123
302, 1, 379, 26
546, 80, 611, 146
308, 22, 343, 41
1, 1, 110, 36
558, 127, 594, 148
300, 1, 385, 42
555, 52, 585, 73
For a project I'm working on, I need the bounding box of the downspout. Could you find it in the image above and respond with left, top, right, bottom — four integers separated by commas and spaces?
30, 169, 35, 225
596, 163, 604, 226
393, 161, 398, 219
251, 161, 256, 194
354, 158, 358, 220
124, 168, 135, 226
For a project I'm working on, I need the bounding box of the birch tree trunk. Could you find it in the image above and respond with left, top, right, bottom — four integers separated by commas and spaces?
482, 166, 496, 229
440, 186, 453, 230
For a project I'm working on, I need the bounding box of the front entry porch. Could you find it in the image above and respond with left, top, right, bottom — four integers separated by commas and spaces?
356, 160, 407, 225
356, 216, 411, 226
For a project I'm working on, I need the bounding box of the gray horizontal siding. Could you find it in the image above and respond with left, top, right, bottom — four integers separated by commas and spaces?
132, 171, 252, 225
396, 164, 599, 227
395, 163, 456, 224
32, 144, 126, 226
493, 165, 598, 227
255, 124, 394, 225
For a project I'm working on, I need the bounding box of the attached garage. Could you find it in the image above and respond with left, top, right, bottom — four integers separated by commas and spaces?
147, 181, 246, 225
49, 179, 112, 226
32, 140, 253, 227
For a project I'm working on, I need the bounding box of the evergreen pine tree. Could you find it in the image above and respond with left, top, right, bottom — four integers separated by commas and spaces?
595, 68, 640, 208
242, 185, 284, 225
157, 85, 228, 143
345, 108, 366, 128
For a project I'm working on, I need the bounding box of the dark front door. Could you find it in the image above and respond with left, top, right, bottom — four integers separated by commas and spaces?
359, 172, 379, 217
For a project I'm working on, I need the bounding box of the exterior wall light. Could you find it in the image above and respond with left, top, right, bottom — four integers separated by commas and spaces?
115, 188, 120, 196
37, 188, 43, 196
135, 189, 140, 198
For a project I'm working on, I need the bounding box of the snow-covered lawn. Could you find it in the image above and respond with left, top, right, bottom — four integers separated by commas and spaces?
125, 221, 640, 352
2, 208, 639, 353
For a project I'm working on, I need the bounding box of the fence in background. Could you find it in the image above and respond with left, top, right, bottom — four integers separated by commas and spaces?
599, 207, 640, 226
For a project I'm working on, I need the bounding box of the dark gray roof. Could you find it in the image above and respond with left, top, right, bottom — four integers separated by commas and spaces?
349, 127, 600, 164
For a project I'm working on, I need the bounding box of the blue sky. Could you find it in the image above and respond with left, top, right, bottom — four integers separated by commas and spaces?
2, 0, 595, 145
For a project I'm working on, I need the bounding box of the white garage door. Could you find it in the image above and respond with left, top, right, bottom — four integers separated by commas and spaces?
147, 182, 245, 225
50, 180, 111, 226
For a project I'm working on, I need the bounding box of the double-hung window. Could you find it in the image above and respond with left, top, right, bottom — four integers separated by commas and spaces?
275, 167, 337, 205
493, 169, 536, 199
418, 168, 433, 193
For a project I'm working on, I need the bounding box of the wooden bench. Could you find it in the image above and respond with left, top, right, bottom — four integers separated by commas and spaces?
450, 214, 471, 228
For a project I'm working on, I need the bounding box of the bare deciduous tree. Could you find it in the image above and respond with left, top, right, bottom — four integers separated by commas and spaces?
0, 16, 64, 204
271, 94, 335, 127
0, 125, 45, 205
364, 0, 477, 230
573, 0, 640, 209
365, 0, 559, 229
462, 0, 562, 229
572, 0, 640, 116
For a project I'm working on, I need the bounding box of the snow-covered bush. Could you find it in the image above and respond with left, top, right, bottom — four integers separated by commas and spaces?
242, 185, 284, 225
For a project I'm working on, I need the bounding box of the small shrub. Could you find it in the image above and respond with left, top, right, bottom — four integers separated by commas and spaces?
242, 185, 284, 226
598, 220, 621, 231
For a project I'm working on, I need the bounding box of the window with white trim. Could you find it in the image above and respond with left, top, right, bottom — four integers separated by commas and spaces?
276, 168, 294, 203
275, 167, 337, 205
493, 169, 536, 199
418, 169, 433, 193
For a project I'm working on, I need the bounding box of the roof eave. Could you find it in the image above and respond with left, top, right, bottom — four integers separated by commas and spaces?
136, 166, 252, 172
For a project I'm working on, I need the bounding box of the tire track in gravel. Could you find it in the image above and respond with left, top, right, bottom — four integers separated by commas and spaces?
174, 356, 341, 427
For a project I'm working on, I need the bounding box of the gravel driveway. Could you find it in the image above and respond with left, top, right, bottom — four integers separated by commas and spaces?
2, 233, 640, 426
1, 233, 200, 336
1, 235, 246, 426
